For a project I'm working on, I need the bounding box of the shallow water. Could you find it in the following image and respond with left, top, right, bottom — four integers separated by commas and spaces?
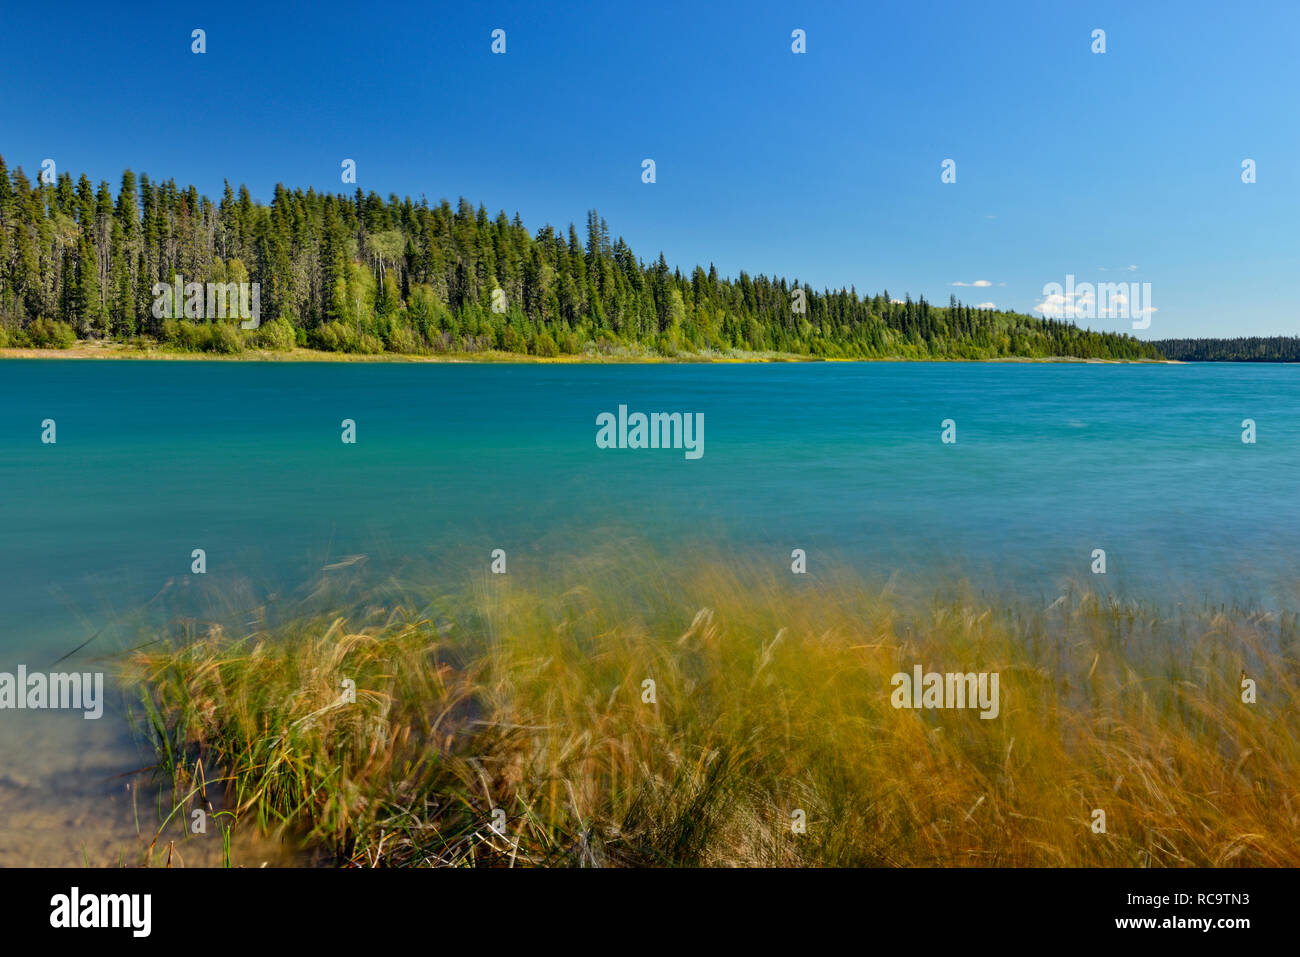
1, 358, 1296, 863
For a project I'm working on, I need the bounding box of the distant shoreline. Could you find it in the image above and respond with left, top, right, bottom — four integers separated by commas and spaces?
0, 342, 1180, 364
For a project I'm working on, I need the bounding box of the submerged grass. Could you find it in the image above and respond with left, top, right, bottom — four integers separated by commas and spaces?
123, 550, 1300, 867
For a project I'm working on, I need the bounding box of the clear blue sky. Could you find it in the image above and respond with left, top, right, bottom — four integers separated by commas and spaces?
2, 0, 1296, 338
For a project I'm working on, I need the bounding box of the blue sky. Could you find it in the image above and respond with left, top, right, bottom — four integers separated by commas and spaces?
2, 0, 1296, 338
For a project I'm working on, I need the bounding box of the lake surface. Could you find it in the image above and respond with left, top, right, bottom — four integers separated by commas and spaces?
1, 358, 1297, 862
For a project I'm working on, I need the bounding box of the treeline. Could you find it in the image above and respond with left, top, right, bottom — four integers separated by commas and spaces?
1152, 337, 1300, 362
0, 156, 1162, 360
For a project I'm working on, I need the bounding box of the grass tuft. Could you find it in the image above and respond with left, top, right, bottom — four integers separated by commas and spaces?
123, 551, 1300, 867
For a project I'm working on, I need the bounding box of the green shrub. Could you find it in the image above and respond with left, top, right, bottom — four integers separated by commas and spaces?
256, 317, 296, 352
206, 322, 244, 354
385, 325, 421, 354
533, 330, 560, 357
500, 325, 523, 353
309, 321, 354, 352
160, 319, 185, 346
27, 318, 77, 349
161, 319, 211, 351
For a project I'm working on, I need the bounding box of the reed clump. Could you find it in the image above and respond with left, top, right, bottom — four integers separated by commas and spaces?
124, 552, 1300, 867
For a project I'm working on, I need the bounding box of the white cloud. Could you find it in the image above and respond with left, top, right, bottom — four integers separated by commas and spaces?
975, 301, 995, 309
950, 279, 994, 287
1034, 281, 1155, 321
1035, 292, 1078, 319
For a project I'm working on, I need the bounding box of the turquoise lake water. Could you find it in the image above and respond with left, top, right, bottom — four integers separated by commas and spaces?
3, 359, 1298, 652
0, 358, 1297, 861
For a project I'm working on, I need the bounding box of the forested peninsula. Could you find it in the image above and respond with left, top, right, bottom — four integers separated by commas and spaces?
0, 157, 1163, 360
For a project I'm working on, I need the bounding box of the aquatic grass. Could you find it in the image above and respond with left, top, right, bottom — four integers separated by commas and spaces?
124, 549, 1300, 867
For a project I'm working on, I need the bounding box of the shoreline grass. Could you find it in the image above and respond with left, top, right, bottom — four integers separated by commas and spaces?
123, 555, 1299, 867
1, 340, 1178, 364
